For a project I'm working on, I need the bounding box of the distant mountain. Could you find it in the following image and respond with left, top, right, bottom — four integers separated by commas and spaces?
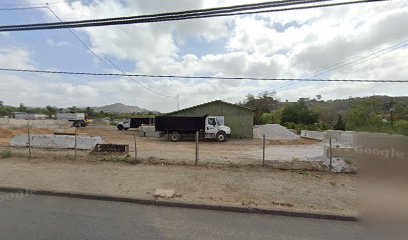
92, 103, 150, 113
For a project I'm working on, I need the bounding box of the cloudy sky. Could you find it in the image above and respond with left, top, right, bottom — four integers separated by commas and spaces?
0, 0, 407, 112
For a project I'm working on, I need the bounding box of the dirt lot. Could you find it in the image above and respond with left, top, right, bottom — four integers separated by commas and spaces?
0, 125, 356, 215
0, 156, 356, 216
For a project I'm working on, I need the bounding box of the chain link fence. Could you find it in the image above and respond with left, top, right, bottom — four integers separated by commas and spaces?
1, 123, 406, 173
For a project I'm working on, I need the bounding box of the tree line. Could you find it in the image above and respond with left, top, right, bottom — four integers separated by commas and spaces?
240, 92, 408, 136
0, 101, 154, 120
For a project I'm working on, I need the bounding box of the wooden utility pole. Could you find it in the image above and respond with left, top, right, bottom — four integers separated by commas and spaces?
27, 121, 31, 160
390, 98, 394, 127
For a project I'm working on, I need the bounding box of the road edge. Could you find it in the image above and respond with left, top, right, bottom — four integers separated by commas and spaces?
0, 186, 357, 222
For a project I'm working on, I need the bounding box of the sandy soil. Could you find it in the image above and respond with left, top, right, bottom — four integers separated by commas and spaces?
0, 156, 357, 216
0, 127, 54, 146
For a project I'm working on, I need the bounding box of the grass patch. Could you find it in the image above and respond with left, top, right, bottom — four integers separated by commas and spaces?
344, 159, 353, 165
1, 150, 13, 159
291, 157, 300, 162
297, 170, 309, 176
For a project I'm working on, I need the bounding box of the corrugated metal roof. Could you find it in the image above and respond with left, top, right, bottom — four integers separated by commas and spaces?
163, 100, 254, 116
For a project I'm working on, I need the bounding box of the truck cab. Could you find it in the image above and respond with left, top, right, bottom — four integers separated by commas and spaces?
205, 116, 231, 142
117, 120, 130, 130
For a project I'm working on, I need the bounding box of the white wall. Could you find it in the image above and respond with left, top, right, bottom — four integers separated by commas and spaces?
0, 118, 71, 128
300, 130, 324, 140
10, 134, 102, 150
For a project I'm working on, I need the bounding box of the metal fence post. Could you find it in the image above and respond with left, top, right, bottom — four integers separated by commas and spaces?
74, 128, 77, 160
195, 131, 199, 166
134, 130, 137, 161
263, 134, 265, 165
329, 138, 333, 170
27, 121, 31, 160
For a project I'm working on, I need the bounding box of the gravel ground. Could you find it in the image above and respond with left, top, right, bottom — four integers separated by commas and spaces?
253, 124, 301, 140
0, 157, 357, 216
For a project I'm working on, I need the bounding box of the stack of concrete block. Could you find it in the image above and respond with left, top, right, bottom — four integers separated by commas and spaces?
324, 130, 355, 146
0, 118, 71, 129
10, 134, 103, 150
138, 125, 160, 137
301, 130, 324, 140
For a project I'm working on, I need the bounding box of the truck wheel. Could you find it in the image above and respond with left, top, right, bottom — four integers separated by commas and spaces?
73, 121, 80, 127
117, 125, 124, 130
170, 132, 181, 142
216, 132, 226, 142
80, 121, 86, 127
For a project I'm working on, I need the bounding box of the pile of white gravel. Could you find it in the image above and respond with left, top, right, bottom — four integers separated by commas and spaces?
253, 124, 300, 140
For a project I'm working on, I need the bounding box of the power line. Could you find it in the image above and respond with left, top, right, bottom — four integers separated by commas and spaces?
0, 0, 80, 7
46, 6, 175, 98
0, 67, 406, 82
104, 57, 176, 98
0, 0, 388, 32
272, 38, 408, 91
223, 37, 408, 101
0, 0, 339, 28
46, 6, 107, 65
0, 6, 47, 11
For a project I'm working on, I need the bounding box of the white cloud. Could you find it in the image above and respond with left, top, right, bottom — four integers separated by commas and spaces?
0, 47, 34, 69
2, 0, 407, 110
46, 39, 70, 48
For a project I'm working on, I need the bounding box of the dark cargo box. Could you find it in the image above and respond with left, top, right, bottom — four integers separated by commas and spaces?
155, 116, 206, 132
130, 118, 155, 128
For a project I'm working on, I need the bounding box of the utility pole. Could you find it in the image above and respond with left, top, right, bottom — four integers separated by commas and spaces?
390, 98, 394, 127
177, 94, 180, 110
384, 98, 395, 127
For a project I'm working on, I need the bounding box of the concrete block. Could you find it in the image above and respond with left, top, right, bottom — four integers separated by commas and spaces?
0, 118, 71, 129
139, 125, 155, 132
324, 130, 341, 140
10, 134, 103, 150
301, 130, 324, 140
144, 131, 161, 138
325, 130, 355, 146
153, 189, 175, 198
324, 144, 356, 158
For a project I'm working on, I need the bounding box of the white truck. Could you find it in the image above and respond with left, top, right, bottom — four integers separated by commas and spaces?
155, 115, 231, 142
56, 113, 87, 127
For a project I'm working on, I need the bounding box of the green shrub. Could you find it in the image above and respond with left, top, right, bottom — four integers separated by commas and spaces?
1, 150, 13, 159
282, 122, 327, 134
260, 110, 283, 125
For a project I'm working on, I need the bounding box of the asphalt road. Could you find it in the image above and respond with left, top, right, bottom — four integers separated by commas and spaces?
0, 192, 363, 240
